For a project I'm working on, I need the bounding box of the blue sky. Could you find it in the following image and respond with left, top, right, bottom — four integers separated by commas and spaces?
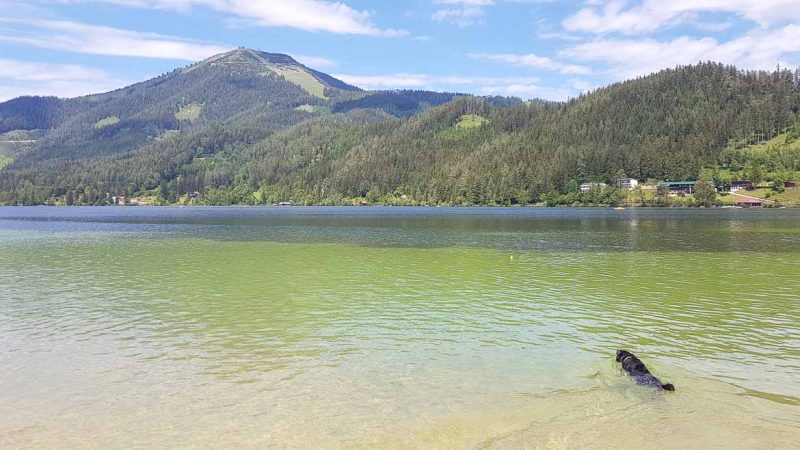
1, 0, 800, 101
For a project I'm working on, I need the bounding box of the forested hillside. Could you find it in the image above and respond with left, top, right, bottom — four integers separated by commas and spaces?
1, 54, 799, 206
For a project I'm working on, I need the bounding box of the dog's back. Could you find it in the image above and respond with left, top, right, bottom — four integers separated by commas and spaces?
616, 350, 675, 391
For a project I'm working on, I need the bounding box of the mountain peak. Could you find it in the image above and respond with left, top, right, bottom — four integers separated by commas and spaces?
180, 47, 359, 98
226, 47, 300, 65
190, 48, 301, 72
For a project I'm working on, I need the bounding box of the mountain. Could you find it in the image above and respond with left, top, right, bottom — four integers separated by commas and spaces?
0, 48, 461, 170
1, 53, 799, 206
0, 48, 365, 162
245, 64, 800, 207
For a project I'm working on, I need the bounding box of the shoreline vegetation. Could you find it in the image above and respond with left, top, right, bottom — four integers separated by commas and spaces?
7, 204, 794, 208
8, 169, 799, 208
3, 168, 800, 208
9, 183, 798, 208
4, 168, 800, 207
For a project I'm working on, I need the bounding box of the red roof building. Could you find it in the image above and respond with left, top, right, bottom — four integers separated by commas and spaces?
735, 197, 763, 207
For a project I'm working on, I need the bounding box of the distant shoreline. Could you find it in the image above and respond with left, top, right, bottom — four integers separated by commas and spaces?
0, 204, 794, 209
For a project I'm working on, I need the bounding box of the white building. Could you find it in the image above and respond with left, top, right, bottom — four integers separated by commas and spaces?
617, 178, 639, 190
580, 182, 607, 193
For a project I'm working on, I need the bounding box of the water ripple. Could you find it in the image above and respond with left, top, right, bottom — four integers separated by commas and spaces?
1, 208, 799, 448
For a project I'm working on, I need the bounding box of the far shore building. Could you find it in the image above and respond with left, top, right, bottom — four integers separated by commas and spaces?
617, 178, 639, 190
580, 182, 607, 193
730, 181, 755, 192
659, 181, 697, 195
735, 197, 763, 207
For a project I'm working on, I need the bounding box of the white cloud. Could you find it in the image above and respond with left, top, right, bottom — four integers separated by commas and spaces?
58, 0, 407, 36
430, 0, 567, 27
331, 67, 588, 101
479, 76, 593, 101
0, 18, 337, 67
689, 20, 734, 32
469, 52, 591, 74
331, 73, 581, 99
219, 0, 407, 36
431, 0, 495, 26
332, 73, 540, 91
291, 54, 336, 69
0, 58, 130, 101
562, 24, 800, 79
432, 7, 487, 27
480, 84, 580, 101
563, 0, 800, 35
0, 18, 231, 60
0, 59, 106, 82
333, 73, 432, 89
438, 0, 495, 4
537, 31, 583, 41
479, 83, 539, 96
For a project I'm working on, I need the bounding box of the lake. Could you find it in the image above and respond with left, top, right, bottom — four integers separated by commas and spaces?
1, 207, 799, 448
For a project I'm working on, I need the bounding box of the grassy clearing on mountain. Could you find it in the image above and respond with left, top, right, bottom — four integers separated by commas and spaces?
156, 130, 181, 141
720, 126, 800, 175
455, 114, 488, 129
175, 103, 203, 122
295, 104, 323, 114
270, 65, 327, 99
0, 130, 39, 164
2, 130, 41, 141
727, 130, 800, 155
94, 116, 120, 129
434, 113, 492, 141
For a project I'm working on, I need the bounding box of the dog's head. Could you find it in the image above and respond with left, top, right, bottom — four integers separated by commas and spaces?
616, 350, 633, 362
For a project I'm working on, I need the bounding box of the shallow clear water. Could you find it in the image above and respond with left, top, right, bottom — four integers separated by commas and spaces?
1, 207, 799, 448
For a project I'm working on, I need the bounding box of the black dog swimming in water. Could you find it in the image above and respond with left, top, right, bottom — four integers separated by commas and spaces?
616, 350, 675, 391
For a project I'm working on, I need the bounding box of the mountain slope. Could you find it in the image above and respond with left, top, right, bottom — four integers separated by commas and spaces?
241, 63, 800, 206
0, 96, 66, 132
3, 48, 367, 165
1, 59, 799, 206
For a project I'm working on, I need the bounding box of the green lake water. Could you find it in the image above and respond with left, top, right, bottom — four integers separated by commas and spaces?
1, 207, 799, 448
